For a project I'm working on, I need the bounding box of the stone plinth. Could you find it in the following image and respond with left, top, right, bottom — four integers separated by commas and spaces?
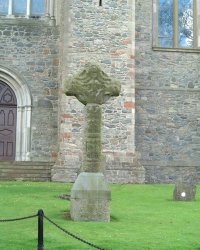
70, 172, 111, 221
173, 181, 196, 201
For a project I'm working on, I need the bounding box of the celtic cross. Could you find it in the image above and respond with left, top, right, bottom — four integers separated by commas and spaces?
65, 63, 121, 173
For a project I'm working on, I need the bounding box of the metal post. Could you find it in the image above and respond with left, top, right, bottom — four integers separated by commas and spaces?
38, 210, 44, 250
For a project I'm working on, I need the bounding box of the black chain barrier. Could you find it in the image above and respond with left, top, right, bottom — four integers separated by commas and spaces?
0, 214, 38, 222
44, 215, 106, 250
0, 210, 107, 250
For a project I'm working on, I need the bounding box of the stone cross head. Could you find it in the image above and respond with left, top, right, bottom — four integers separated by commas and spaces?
65, 63, 121, 105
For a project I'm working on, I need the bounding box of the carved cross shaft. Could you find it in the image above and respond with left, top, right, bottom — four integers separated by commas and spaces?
65, 63, 121, 173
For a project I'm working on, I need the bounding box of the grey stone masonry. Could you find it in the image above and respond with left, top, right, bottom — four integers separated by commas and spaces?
52, 0, 141, 184
0, 161, 53, 181
70, 172, 111, 221
0, 18, 59, 162
135, 0, 200, 182
65, 63, 121, 173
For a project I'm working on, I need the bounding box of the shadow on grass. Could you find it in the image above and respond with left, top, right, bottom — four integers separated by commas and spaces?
58, 194, 71, 201
110, 215, 119, 222
62, 210, 72, 220
61, 210, 119, 222
166, 198, 198, 202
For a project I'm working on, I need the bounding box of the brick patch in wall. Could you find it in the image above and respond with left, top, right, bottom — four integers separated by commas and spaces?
124, 101, 135, 109
63, 132, 72, 139
62, 114, 73, 119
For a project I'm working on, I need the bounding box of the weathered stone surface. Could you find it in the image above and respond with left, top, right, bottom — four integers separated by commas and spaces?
0, 161, 53, 181
65, 63, 121, 105
0, 1, 141, 184
65, 63, 121, 173
143, 164, 200, 184
105, 151, 145, 183
66, 64, 120, 221
0, 20, 59, 162
135, 0, 200, 176
54, 0, 137, 184
38, 99, 53, 108
70, 172, 111, 221
82, 103, 103, 172
173, 181, 196, 201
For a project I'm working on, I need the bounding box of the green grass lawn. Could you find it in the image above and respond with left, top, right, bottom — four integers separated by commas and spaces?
0, 182, 200, 250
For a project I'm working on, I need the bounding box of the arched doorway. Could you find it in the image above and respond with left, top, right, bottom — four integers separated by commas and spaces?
0, 81, 17, 160
0, 65, 32, 161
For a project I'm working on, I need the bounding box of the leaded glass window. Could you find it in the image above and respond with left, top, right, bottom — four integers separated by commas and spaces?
0, 0, 45, 17
0, 0, 8, 15
156, 0, 198, 49
178, 0, 193, 47
158, 0, 174, 47
13, 0, 27, 15
31, 0, 45, 15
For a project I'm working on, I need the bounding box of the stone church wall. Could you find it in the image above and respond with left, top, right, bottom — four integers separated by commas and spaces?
51, 0, 145, 183
135, 1, 200, 183
1, 1, 198, 183
0, 19, 59, 162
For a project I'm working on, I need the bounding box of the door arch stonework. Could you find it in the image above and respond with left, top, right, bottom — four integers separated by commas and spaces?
0, 65, 32, 161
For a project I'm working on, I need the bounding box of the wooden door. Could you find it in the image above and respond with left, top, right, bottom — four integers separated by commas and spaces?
0, 81, 17, 160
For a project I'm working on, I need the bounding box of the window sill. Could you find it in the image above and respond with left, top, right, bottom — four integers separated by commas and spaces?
153, 47, 200, 53
0, 16, 50, 26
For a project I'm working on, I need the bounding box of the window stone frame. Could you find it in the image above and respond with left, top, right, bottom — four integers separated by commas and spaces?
153, 0, 200, 50
0, 0, 56, 24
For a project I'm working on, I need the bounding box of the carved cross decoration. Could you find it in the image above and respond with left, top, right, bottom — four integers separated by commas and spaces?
65, 63, 121, 173
99, 0, 102, 6
65, 63, 120, 106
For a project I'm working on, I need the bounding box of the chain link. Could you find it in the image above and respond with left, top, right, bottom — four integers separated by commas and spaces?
0, 214, 37, 222
0, 212, 107, 250
44, 215, 106, 250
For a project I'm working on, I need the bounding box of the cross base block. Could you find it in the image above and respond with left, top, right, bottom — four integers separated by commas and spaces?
70, 172, 111, 221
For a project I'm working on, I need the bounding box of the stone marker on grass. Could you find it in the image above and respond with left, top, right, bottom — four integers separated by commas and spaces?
173, 181, 196, 201
65, 63, 121, 221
